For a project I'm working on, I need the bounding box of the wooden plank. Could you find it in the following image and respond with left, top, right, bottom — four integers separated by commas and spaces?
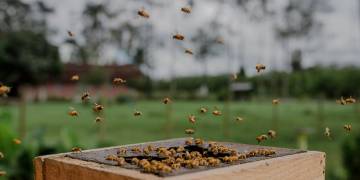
34, 138, 325, 180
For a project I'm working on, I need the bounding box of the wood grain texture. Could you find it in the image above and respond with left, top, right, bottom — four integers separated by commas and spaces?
34, 138, 325, 180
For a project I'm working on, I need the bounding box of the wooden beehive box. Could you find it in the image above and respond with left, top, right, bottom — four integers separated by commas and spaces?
34, 138, 325, 180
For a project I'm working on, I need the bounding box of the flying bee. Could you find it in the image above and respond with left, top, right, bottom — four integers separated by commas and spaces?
67, 30, 74, 37
235, 116, 244, 122
324, 127, 331, 139
272, 99, 280, 105
344, 124, 352, 132
188, 115, 196, 124
93, 103, 104, 113
212, 108, 222, 116
117, 148, 127, 155
173, 33, 185, 40
185, 128, 195, 134
200, 107, 208, 113
134, 110, 142, 116
71, 75, 79, 81
256, 134, 268, 143
138, 8, 150, 18
255, 64, 266, 73
345, 96, 356, 104
68, 107, 79, 117
0, 84, 11, 96
267, 130, 276, 139
81, 92, 90, 101
113, 77, 126, 85
0, 152, 4, 159
185, 48, 193, 55
0, 171, 6, 176
215, 37, 224, 44
95, 116, 103, 123
181, 7, 191, 14
71, 147, 82, 152
194, 138, 203, 145
336, 97, 347, 105
185, 138, 193, 145
13, 138, 21, 145
163, 97, 171, 104
231, 73, 238, 80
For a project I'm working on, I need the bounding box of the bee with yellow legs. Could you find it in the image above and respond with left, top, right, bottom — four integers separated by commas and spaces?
0, 84, 11, 96
71, 147, 82, 152
68, 107, 79, 117
93, 103, 104, 113
71, 75, 79, 81
113, 77, 126, 85
185, 128, 195, 134
256, 134, 268, 143
272, 99, 280, 105
344, 124, 352, 132
134, 110, 142, 116
163, 97, 171, 104
185, 48, 193, 55
138, 8, 150, 18
181, 7, 191, 14
324, 127, 332, 139
267, 130, 277, 139
200, 107, 208, 113
173, 33, 185, 40
188, 114, 196, 124
255, 64, 266, 73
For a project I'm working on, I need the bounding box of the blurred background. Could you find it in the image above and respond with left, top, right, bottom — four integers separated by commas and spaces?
1, 0, 360, 179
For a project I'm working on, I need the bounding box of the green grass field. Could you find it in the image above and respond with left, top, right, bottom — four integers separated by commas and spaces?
4, 100, 360, 179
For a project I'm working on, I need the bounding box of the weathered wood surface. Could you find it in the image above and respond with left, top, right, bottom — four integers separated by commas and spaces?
34, 138, 325, 180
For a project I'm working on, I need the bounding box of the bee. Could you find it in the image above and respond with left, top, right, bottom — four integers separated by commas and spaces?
71, 147, 82, 152
256, 134, 268, 143
238, 153, 247, 160
345, 96, 356, 104
235, 117, 244, 122
185, 128, 195, 134
185, 48, 193, 55
324, 127, 331, 139
117, 148, 127, 155
344, 124, 352, 132
139, 159, 151, 168
138, 8, 150, 18
200, 107, 208, 113
71, 75, 79, 81
0, 152, 4, 159
13, 138, 21, 145
68, 107, 79, 117
106, 154, 118, 161
215, 37, 224, 44
336, 97, 347, 105
185, 138, 193, 145
131, 146, 141, 153
272, 99, 280, 105
81, 92, 90, 101
131, 157, 140, 165
173, 33, 185, 40
181, 7, 191, 13
67, 31, 74, 37
207, 157, 221, 166
267, 130, 276, 139
163, 97, 171, 104
134, 110, 142, 116
212, 109, 222, 116
255, 64, 266, 73
0, 84, 11, 96
231, 73, 238, 80
93, 103, 104, 113
171, 163, 181, 169
176, 146, 185, 153
188, 115, 196, 124
0, 171, 6, 176
95, 116, 103, 123
113, 77, 126, 85
194, 138, 203, 145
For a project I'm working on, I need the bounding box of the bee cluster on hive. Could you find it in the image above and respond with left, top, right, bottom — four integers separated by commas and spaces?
100, 139, 276, 176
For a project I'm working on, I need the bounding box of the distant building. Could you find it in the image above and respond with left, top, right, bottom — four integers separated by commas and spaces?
20, 63, 143, 102
231, 82, 253, 100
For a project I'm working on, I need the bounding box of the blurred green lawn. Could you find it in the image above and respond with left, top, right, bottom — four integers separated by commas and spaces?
5, 100, 360, 179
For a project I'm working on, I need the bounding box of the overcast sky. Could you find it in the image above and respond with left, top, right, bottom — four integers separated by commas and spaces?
27, 0, 360, 79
